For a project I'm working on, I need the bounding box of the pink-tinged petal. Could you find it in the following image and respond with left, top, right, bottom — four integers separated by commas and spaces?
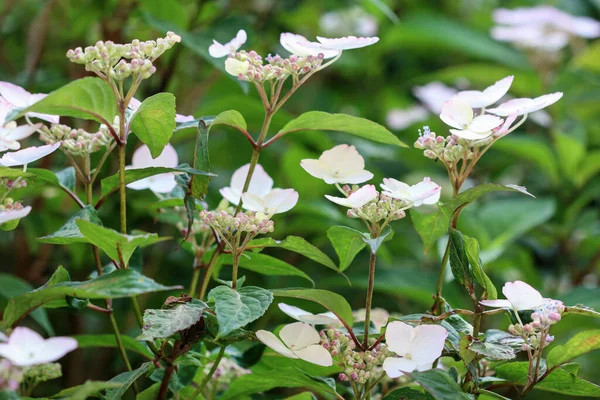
255, 330, 298, 359
209, 29, 247, 58
382, 357, 418, 378
385, 321, 415, 357
294, 344, 333, 366
279, 322, 320, 350
316, 35, 379, 50
325, 184, 377, 208
0, 98, 13, 123
479, 299, 512, 308
175, 114, 194, 123
128, 97, 142, 112
34, 337, 78, 365
5, 124, 40, 142
410, 325, 448, 366
487, 93, 562, 117
0, 143, 60, 167
408, 177, 441, 206
440, 99, 473, 130
494, 113, 518, 137
0, 81, 31, 108
502, 281, 544, 310
380, 178, 410, 195
0, 206, 31, 224
148, 174, 177, 194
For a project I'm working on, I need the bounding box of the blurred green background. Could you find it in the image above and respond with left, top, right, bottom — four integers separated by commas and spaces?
1, 0, 599, 398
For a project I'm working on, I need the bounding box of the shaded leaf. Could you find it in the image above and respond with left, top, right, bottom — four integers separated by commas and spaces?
38, 206, 102, 245
408, 369, 472, 400
105, 362, 153, 400
129, 93, 176, 158
137, 301, 207, 341
191, 119, 211, 199
327, 225, 367, 271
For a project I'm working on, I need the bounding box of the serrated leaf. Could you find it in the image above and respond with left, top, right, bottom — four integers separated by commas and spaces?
220, 252, 313, 284
38, 206, 102, 244
272, 288, 354, 327
327, 225, 367, 271
468, 339, 516, 360
209, 285, 273, 337
2, 268, 179, 329
408, 369, 472, 400
11, 77, 117, 124
547, 330, 600, 369
278, 111, 407, 147
105, 362, 153, 400
249, 236, 338, 272
564, 305, 600, 318
129, 93, 176, 158
137, 301, 207, 341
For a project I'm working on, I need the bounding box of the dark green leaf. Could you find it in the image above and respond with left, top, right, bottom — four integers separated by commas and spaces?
249, 236, 338, 272
220, 252, 314, 284
468, 339, 516, 360
442, 184, 534, 214
129, 93, 176, 158
55, 167, 76, 192
272, 288, 354, 327
408, 369, 472, 400
105, 362, 153, 400
384, 387, 434, 399
50, 380, 121, 399
327, 225, 367, 271
191, 119, 211, 199
449, 229, 473, 288
462, 234, 497, 299
137, 301, 207, 341
38, 206, 102, 245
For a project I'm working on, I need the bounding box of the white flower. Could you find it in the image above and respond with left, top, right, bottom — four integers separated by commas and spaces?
278, 303, 339, 325
220, 163, 274, 206
0, 82, 59, 124
280, 33, 340, 59
380, 177, 441, 206
300, 144, 373, 184
440, 99, 503, 140
486, 93, 563, 117
126, 144, 178, 193
413, 82, 457, 114
209, 29, 247, 58
316, 35, 379, 50
175, 114, 194, 123
0, 99, 40, 152
453, 76, 513, 109
256, 322, 332, 366
224, 58, 250, 78
382, 321, 447, 378
0, 143, 60, 167
0, 327, 77, 366
0, 206, 31, 225
386, 106, 429, 131
241, 188, 299, 215
325, 184, 377, 208
480, 280, 544, 311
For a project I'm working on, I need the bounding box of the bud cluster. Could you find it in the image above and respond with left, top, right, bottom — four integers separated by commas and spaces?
414, 126, 488, 164
344, 187, 406, 224
66, 32, 181, 81
22, 363, 62, 389
226, 51, 324, 83
40, 123, 113, 156
0, 178, 27, 190
508, 300, 565, 350
320, 328, 390, 385
200, 210, 274, 236
0, 360, 23, 391
204, 357, 251, 394
0, 198, 25, 212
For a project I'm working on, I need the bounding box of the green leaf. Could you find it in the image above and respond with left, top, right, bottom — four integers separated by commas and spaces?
249, 236, 338, 272
38, 206, 102, 245
494, 136, 560, 185
554, 131, 586, 183
468, 339, 516, 360
272, 288, 354, 327
55, 167, 76, 192
285, 393, 317, 400
408, 369, 472, 400
137, 300, 207, 341
411, 208, 450, 252
50, 380, 121, 399
496, 362, 600, 397
576, 150, 600, 187
448, 229, 473, 289
76, 220, 168, 266
220, 252, 314, 284
327, 225, 367, 271
12, 77, 117, 124
547, 330, 600, 369
105, 362, 153, 400
101, 165, 214, 197
564, 305, 600, 318
2, 268, 179, 329
73, 334, 153, 359
0, 273, 54, 335
136, 383, 160, 400
129, 93, 176, 158
442, 184, 534, 214
364, 226, 394, 253
384, 387, 434, 399
278, 111, 407, 147
462, 234, 497, 299
208, 285, 273, 337
210, 109, 247, 132
191, 119, 211, 199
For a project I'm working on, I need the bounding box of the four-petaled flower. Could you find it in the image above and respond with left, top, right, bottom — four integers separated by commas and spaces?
300, 144, 373, 184
0, 82, 59, 124
382, 321, 447, 378
241, 188, 299, 215
325, 184, 378, 208
220, 163, 274, 206
440, 99, 504, 140
209, 29, 247, 58
480, 280, 545, 311
278, 303, 339, 325
453, 76, 513, 109
126, 144, 179, 193
256, 322, 333, 366
0, 327, 77, 366
0, 143, 61, 167
380, 177, 441, 206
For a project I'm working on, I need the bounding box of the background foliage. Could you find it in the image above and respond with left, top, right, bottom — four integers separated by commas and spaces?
1, 0, 599, 398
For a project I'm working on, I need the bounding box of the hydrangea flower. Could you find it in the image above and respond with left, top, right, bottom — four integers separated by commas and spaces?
480, 280, 545, 311
0, 327, 77, 366
225, 58, 250, 77
380, 177, 441, 206
0, 82, 59, 124
126, 144, 178, 193
440, 99, 503, 140
0, 99, 40, 152
325, 184, 378, 208
486, 93, 563, 117
453, 76, 513, 109
256, 322, 333, 366
0, 143, 60, 167
300, 144, 373, 184
278, 303, 339, 325
382, 321, 447, 378
279, 33, 340, 59
315, 35, 379, 50
209, 29, 247, 58
0, 205, 31, 225
241, 188, 298, 215
220, 164, 274, 206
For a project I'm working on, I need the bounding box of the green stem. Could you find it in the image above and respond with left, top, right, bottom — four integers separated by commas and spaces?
192, 346, 226, 399
118, 142, 127, 234
362, 251, 377, 349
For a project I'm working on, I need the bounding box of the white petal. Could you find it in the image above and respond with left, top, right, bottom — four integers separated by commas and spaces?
126, 176, 152, 191
385, 321, 414, 356
175, 113, 194, 123
280, 33, 340, 59
316, 35, 379, 50
232, 164, 274, 197
0, 206, 31, 224
467, 115, 504, 133
343, 170, 374, 185
278, 304, 339, 325
256, 330, 298, 359
502, 281, 544, 311
0, 143, 60, 167
413, 82, 457, 114
440, 99, 473, 129
240, 192, 265, 212
131, 144, 178, 169
5, 124, 39, 141
220, 187, 242, 205
487, 93, 562, 117
382, 357, 418, 378
386, 106, 429, 130
148, 174, 177, 193
128, 97, 142, 112
0, 81, 31, 108
380, 178, 410, 195
325, 184, 377, 208
450, 128, 492, 141
278, 303, 313, 322
279, 322, 320, 350
33, 337, 78, 365
293, 344, 333, 366
407, 178, 441, 206
454, 76, 513, 108
410, 325, 447, 366
300, 159, 330, 180
479, 299, 512, 308
225, 59, 249, 77
262, 188, 299, 214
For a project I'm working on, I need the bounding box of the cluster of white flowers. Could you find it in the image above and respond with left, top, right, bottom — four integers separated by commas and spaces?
66, 32, 181, 80
40, 123, 113, 156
